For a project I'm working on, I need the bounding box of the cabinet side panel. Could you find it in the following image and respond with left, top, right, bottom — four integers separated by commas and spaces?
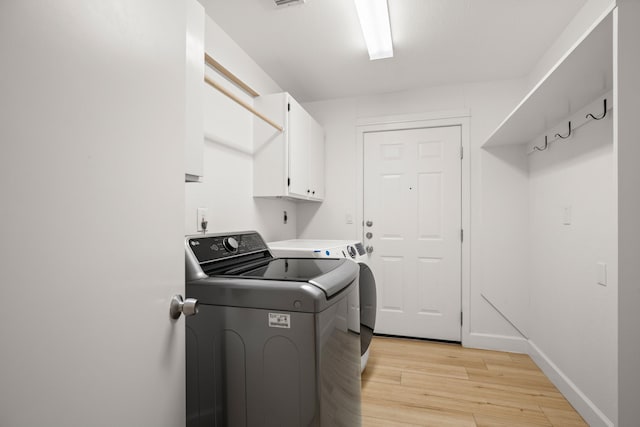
254, 93, 287, 197
185, 0, 204, 180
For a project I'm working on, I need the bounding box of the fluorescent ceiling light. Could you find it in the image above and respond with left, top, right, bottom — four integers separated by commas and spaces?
354, 0, 393, 60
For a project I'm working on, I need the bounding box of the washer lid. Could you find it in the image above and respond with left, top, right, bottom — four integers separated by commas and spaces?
237, 258, 352, 298
187, 258, 359, 312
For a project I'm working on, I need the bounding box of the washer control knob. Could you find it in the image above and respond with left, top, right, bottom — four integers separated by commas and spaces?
347, 245, 357, 259
223, 237, 239, 253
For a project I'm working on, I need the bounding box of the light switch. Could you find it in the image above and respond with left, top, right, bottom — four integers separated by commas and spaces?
346, 213, 353, 224
597, 262, 607, 286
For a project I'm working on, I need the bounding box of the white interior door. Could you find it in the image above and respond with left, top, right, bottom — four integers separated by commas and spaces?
363, 126, 462, 341
0, 2, 187, 426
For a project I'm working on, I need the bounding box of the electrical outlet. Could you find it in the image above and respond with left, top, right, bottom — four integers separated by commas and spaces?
197, 208, 208, 232
562, 206, 572, 225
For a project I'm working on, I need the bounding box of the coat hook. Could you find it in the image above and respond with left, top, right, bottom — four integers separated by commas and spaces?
586, 98, 607, 120
555, 121, 572, 139
533, 135, 549, 152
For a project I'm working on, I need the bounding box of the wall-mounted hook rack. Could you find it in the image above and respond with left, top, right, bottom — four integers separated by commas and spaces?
555, 121, 572, 139
533, 135, 549, 152
527, 92, 612, 155
586, 98, 607, 120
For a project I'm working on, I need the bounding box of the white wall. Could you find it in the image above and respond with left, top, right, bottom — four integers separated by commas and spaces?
298, 79, 532, 347
521, 1, 620, 425
527, 116, 616, 425
185, 16, 297, 242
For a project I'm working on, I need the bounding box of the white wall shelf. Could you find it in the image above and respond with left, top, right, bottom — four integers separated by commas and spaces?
482, 9, 613, 148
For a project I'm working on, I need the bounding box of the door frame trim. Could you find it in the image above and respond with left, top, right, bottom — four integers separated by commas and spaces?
356, 110, 471, 345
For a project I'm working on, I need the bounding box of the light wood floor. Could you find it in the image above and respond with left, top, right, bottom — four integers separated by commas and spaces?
361, 336, 587, 427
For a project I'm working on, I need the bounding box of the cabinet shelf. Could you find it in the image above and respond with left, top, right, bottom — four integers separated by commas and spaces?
482, 9, 613, 148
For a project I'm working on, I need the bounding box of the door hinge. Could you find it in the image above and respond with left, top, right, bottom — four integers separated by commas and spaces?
461, 311, 463, 325
287, 103, 290, 112
287, 177, 290, 186
460, 146, 464, 159
461, 229, 464, 242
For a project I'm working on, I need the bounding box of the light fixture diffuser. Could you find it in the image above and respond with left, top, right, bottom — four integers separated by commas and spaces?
354, 0, 394, 60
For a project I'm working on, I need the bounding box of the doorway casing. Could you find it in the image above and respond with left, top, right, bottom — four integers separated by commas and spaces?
355, 109, 471, 346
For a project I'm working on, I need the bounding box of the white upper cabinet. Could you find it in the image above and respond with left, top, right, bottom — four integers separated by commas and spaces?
185, 0, 204, 182
253, 92, 325, 201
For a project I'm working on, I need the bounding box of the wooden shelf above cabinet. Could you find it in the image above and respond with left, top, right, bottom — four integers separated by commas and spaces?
483, 8, 614, 148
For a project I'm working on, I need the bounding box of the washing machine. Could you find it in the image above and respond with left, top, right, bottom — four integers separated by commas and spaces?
185, 231, 362, 427
268, 239, 377, 372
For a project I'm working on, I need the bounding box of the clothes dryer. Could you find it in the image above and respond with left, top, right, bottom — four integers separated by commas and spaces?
268, 239, 377, 372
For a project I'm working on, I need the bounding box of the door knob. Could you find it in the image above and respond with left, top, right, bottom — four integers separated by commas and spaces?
366, 246, 374, 254
170, 295, 199, 319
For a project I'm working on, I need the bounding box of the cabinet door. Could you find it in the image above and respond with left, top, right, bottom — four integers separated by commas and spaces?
287, 97, 310, 198
309, 119, 325, 200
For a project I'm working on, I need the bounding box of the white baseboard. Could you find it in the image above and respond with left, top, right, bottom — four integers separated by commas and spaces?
528, 340, 614, 427
463, 332, 529, 353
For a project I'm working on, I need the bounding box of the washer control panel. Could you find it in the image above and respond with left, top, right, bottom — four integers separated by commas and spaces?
188, 232, 268, 263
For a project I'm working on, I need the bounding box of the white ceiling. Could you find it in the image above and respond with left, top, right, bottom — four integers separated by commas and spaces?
199, 0, 587, 103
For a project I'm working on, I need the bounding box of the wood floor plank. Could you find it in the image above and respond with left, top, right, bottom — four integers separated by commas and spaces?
399, 370, 562, 405
367, 353, 470, 380
466, 367, 558, 391
362, 363, 403, 385
533, 394, 582, 411
540, 406, 589, 426
371, 348, 489, 370
361, 336, 586, 426
364, 380, 551, 425
485, 362, 550, 377
473, 413, 554, 427
485, 356, 545, 372
362, 415, 423, 427
362, 397, 477, 427
398, 372, 548, 412
372, 337, 513, 361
